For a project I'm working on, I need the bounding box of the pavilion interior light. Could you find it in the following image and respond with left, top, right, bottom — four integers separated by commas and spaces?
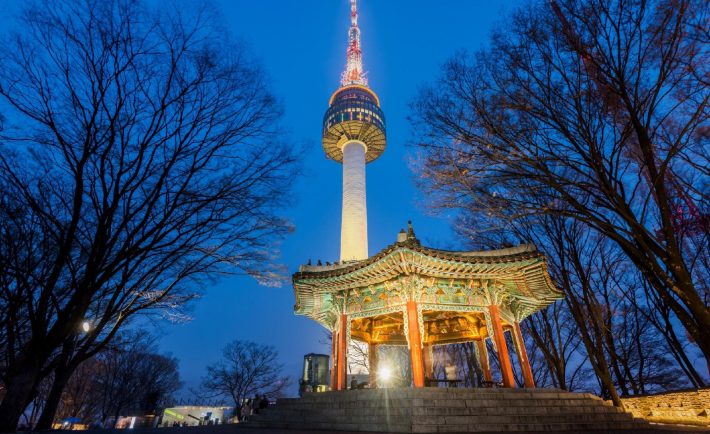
378, 365, 392, 383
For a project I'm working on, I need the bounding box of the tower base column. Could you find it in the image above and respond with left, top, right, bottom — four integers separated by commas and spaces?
340, 141, 368, 261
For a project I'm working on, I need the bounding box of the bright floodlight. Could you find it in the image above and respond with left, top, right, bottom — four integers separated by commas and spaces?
378, 366, 392, 382
81, 321, 91, 333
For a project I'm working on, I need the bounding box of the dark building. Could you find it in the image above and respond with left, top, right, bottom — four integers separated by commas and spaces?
299, 353, 330, 395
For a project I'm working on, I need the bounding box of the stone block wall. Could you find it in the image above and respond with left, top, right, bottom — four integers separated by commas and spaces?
620, 388, 710, 427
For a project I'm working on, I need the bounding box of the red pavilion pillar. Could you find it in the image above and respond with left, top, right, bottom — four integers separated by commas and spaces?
337, 314, 348, 390
406, 301, 425, 387
330, 329, 338, 390
513, 321, 535, 388
475, 339, 493, 383
488, 304, 515, 388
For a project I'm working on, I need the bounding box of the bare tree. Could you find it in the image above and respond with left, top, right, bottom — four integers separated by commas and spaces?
625, 276, 706, 387
16, 377, 51, 430
15, 331, 179, 429
92, 332, 180, 427
512, 214, 688, 404
54, 358, 102, 425
318, 331, 369, 376
347, 341, 370, 376
427, 186, 695, 405
523, 302, 586, 390
201, 340, 290, 409
432, 342, 484, 388
409, 0, 709, 372
0, 0, 297, 430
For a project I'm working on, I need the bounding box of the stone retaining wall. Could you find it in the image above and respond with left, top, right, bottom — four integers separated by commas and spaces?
620, 388, 710, 427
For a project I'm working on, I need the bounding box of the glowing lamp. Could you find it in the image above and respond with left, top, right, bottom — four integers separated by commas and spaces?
378, 366, 392, 382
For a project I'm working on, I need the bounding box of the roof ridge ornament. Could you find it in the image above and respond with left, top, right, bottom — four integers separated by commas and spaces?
397, 228, 407, 243
396, 221, 419, 245
407, 220, 417, 240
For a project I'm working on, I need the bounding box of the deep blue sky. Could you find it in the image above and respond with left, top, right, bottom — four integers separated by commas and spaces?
0, 0, 519, 397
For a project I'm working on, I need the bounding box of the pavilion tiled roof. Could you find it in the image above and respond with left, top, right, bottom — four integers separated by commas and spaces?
294, 238, 546, 280
293, 232, 562, 329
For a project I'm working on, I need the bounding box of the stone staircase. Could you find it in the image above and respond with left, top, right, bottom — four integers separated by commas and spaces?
246, 387, 670, 432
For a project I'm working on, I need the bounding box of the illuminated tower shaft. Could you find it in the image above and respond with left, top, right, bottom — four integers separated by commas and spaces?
322, 0, 386, 262
341, 141, 368, 260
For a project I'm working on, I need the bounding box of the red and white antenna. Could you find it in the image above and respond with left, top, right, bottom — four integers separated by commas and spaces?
341, 0, 367, 87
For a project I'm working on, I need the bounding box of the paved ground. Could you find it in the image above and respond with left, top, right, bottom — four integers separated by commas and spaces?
34, 422, 710, 434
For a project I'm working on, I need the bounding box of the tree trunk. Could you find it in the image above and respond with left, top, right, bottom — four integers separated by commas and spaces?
35, 363, 74, 430
462, 342, 483, 387
526, 313, 568, 389
622, 236, 710, 368
564, 289, 624, 408
0, 366, 42, 432
664, 322, 706, 387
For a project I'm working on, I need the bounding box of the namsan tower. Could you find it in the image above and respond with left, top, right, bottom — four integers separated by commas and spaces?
322, 0, 386, 262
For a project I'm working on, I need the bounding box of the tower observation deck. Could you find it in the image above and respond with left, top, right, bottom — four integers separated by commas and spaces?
323, 0, 386, 262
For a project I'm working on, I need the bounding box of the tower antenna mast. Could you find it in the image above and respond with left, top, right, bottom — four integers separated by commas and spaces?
342, 0, 367, 86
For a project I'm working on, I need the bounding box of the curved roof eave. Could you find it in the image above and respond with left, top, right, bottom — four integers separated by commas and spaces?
294, 241, 545, 281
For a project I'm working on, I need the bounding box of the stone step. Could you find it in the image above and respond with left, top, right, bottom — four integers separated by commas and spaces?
272, 398, 617, 410
415, 404, 625, 416
282, 389, 605, 399
259, 411, 626, 425
411, 413, 635, 425
411, 421, 650, 433
246, 419, 650, 433
252, 411, 634, 426
247, 420, 412, 433
258, 405, 627, 420
279, 393, 609, 402
284, 390, 604, 403
246, 388, 657, 432
258, 406, 627, 421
